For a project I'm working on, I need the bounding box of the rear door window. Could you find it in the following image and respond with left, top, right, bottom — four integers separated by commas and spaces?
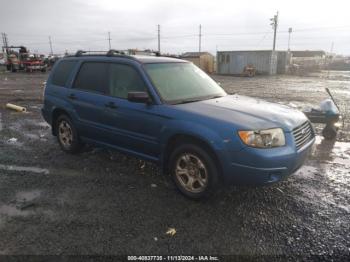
109, 64, 147, 99
51, 60, 77, 87
73, 62, 109, 94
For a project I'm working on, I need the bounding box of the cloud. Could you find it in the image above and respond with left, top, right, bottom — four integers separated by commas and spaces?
0, 0, 349, 55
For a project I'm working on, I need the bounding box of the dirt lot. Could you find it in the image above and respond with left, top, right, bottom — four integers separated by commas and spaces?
0, 71, 349, 260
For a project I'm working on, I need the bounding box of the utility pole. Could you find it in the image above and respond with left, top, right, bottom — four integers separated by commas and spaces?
157, 24, 160, 53
270, 11, 278, 51
108, 32, 111, 50
2, 32, 9, 52
2, 33, 9, 64
48, 36, 53, 55
199, 24, 202, 52
287, 27, 292, 51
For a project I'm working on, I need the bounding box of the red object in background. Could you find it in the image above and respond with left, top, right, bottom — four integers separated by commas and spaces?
4, 45, 47, 72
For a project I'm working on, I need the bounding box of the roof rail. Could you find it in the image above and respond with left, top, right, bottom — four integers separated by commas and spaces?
128, 49, 161, 57
106, 49, 126, 56
72, 49, 135, 59
106, 49, 140, 61
75, 50, 85, 56
72, 49, 163, 58
74, 50, 107, 57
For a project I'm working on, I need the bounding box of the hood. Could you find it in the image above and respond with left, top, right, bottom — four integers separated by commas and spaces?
175, 95, 307, 132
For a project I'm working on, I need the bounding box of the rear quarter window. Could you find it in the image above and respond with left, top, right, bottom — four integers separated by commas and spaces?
51, 60, 77, 87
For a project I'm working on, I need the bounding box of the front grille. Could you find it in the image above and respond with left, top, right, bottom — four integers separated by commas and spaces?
292, 121, 314, 150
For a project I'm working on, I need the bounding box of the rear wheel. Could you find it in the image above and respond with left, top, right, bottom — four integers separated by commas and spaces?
169, 143, 220, 199
56, 115, 82, 153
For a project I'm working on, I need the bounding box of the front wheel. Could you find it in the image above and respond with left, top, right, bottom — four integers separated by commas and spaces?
169, 143, 220, 199
56, 115, 82, 153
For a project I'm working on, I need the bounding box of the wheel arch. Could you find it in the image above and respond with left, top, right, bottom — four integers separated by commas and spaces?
162, 133, 223, 177
51, 108, 72, 136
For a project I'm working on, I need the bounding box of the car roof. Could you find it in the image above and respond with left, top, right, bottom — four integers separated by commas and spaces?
62, 54, 188, 64
133, 55, 187, 64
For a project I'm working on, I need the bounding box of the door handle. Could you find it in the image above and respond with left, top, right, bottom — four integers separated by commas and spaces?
68, 94, 77, 100
105, 102, 118, 109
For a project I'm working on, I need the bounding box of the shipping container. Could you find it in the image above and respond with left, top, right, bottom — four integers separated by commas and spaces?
217, 50, 278, 75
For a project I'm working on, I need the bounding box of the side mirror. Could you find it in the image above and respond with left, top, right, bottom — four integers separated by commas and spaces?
127, 92, 151, 104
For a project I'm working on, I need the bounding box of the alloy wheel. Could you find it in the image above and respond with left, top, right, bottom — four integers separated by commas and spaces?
175, 153, 208, 193
58, 120, 73, 148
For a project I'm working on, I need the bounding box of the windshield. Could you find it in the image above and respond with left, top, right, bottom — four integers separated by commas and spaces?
144, 62, 226, 104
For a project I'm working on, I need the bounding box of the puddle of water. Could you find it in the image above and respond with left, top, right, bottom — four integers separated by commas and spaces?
24, 133, 40, 140
4, 137, 23, 147
0, 189, 54, 220
0, 205, 31, 217
16, 190, 41, 202
311, 136, 350, 185
311, 136, 350, 166
295, 165, 319, 179
9, 119, 50, 133
35, 121, 49, 127
0, 164, 49, 175
297, 136, 350, 212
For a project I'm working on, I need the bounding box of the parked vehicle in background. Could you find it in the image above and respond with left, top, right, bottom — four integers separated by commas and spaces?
42, 50, 315, 199
3, 46, 47, 72
243, 64, 256, 77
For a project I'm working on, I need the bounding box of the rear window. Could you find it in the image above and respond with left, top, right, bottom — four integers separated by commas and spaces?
73, 62, 109, 94
51, 60, 77, 87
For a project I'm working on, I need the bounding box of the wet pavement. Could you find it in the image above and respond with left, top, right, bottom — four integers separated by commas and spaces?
0, 71, 349, 259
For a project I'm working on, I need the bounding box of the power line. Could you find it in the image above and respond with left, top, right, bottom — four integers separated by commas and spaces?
256, 32, 272, 48
6, 25, 350, 42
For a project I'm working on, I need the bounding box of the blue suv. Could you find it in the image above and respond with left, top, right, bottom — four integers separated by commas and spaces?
42, 50, 315, 199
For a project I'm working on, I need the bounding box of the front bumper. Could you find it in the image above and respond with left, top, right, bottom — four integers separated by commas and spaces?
221, 133, 315, 185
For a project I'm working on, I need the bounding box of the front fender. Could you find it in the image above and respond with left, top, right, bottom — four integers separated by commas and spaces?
160, 120, 227, 151
159, 120, 244, 173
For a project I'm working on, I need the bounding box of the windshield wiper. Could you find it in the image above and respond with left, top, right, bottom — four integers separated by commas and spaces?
208, 95, 224, 100
174, 95, 225, 105
175, 98, 203, 104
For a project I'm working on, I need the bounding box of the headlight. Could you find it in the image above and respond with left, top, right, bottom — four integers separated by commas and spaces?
238, 128, 285, 148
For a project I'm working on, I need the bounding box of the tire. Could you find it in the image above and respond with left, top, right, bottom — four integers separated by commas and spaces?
55, 115, 82, 154
322, 124, 337, 140
169, 143, 220, 199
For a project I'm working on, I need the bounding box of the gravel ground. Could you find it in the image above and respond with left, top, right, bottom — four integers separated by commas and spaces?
0, 71, 349, 260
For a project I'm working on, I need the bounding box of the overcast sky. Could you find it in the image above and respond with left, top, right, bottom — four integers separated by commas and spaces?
1, 0, 349, 55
